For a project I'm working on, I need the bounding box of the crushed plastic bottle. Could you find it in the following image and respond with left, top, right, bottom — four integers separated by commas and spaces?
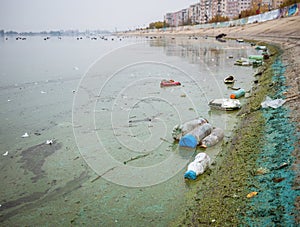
200, 127, 224, 148
172, 117, 208, 140
179, 123, 212, 148
184, 153, 211, 180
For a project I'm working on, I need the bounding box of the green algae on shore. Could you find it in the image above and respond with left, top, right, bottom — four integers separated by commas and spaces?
174, 43, 299, 226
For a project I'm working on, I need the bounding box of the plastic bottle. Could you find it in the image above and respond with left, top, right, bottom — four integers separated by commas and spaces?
172, 117, 208, 140
248, 55, 264, 60
230, 88, 245, 99
184, 153, 211, 180
179, 123, 212, 148
200, 127, 224, 148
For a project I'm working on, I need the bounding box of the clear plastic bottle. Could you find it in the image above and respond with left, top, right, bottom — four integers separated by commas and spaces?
184, 153, 211, 180
179, 123, 212, 148
172, 117, 208, 140
200, 127, 224, 148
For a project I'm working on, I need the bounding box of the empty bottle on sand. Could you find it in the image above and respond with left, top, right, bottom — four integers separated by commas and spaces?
200, 127, 224, 148
172, 117, 208, 140
184, 153, 211, 180
179, 123, 213, 148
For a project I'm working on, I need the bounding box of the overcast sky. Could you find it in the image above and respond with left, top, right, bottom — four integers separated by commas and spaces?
0, 0, 197, 32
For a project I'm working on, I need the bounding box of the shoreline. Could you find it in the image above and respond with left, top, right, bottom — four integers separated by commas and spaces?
142, 16, 300, 225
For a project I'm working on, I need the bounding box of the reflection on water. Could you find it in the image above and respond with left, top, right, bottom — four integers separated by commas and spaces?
0, 36, 258, 225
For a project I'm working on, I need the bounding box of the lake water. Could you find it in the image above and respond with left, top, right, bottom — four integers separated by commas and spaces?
0, 35, 257, 225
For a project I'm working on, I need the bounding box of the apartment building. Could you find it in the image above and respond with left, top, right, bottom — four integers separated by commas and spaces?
164, 0, 289, 27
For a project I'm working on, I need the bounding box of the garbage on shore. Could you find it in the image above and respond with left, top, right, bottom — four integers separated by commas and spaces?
200, 127, 224, 148
209, 99, 241, 111
179, 123, 213, 149
184, 152, 211, 180
261, 96, 286, 109
234, 57, 262, 67
173, 117, 224, 149
172, 117, 208, 141
230, 88, 245, 99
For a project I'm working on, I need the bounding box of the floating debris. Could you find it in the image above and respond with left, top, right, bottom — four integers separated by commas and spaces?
21, 132, 29, 138
2, 151, 8, 156
46, 140, 53, 145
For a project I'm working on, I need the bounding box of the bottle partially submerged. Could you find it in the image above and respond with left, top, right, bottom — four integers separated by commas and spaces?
200, 127, 224, 148
179, 123, 213, 148
184, 152, 211, 180
172, 117, 208, 141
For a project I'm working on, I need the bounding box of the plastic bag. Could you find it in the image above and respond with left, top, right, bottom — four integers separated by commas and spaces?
261, 96, 286, 109
184, 153, 211, 180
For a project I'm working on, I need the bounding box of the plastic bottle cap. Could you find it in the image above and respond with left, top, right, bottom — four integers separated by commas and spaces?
230, 94, 236, 99
184, 170, 197, 180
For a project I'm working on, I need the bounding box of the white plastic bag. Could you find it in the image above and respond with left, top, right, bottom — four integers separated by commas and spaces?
261, 96, 286, 109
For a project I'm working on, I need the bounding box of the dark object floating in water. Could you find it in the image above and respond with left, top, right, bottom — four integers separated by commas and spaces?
224, 75, 235, 84
215, 33, 227, 39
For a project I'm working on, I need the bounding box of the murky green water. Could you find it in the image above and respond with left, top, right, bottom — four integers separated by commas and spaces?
0, 35, 258, 225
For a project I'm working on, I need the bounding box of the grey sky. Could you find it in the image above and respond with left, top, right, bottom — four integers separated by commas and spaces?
0, 0, 197, 32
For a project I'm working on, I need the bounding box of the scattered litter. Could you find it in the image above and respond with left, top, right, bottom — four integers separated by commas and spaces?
276, 162, 289, 170
256, 167, 269, 175
184, 153, 211, 180
160, 79, 181, 87
172, 117, 208, 140
46, 140, 53, 145
40, 91, 47, 94
224, 75, 235, 84
255, 45, 267, 51
7, 99, 11, 102
272, 177, 285, 183
2, 151, 8, 156
73, 67, 79, 70
72, 90, 76, 93
230, 88, 245, 99
247, 191, 258, 198
179, 123, 212, 148
209, 99, 241, 111
200, 127, 224, 148
21, 132, 29, 138
261, 96, 286, 109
